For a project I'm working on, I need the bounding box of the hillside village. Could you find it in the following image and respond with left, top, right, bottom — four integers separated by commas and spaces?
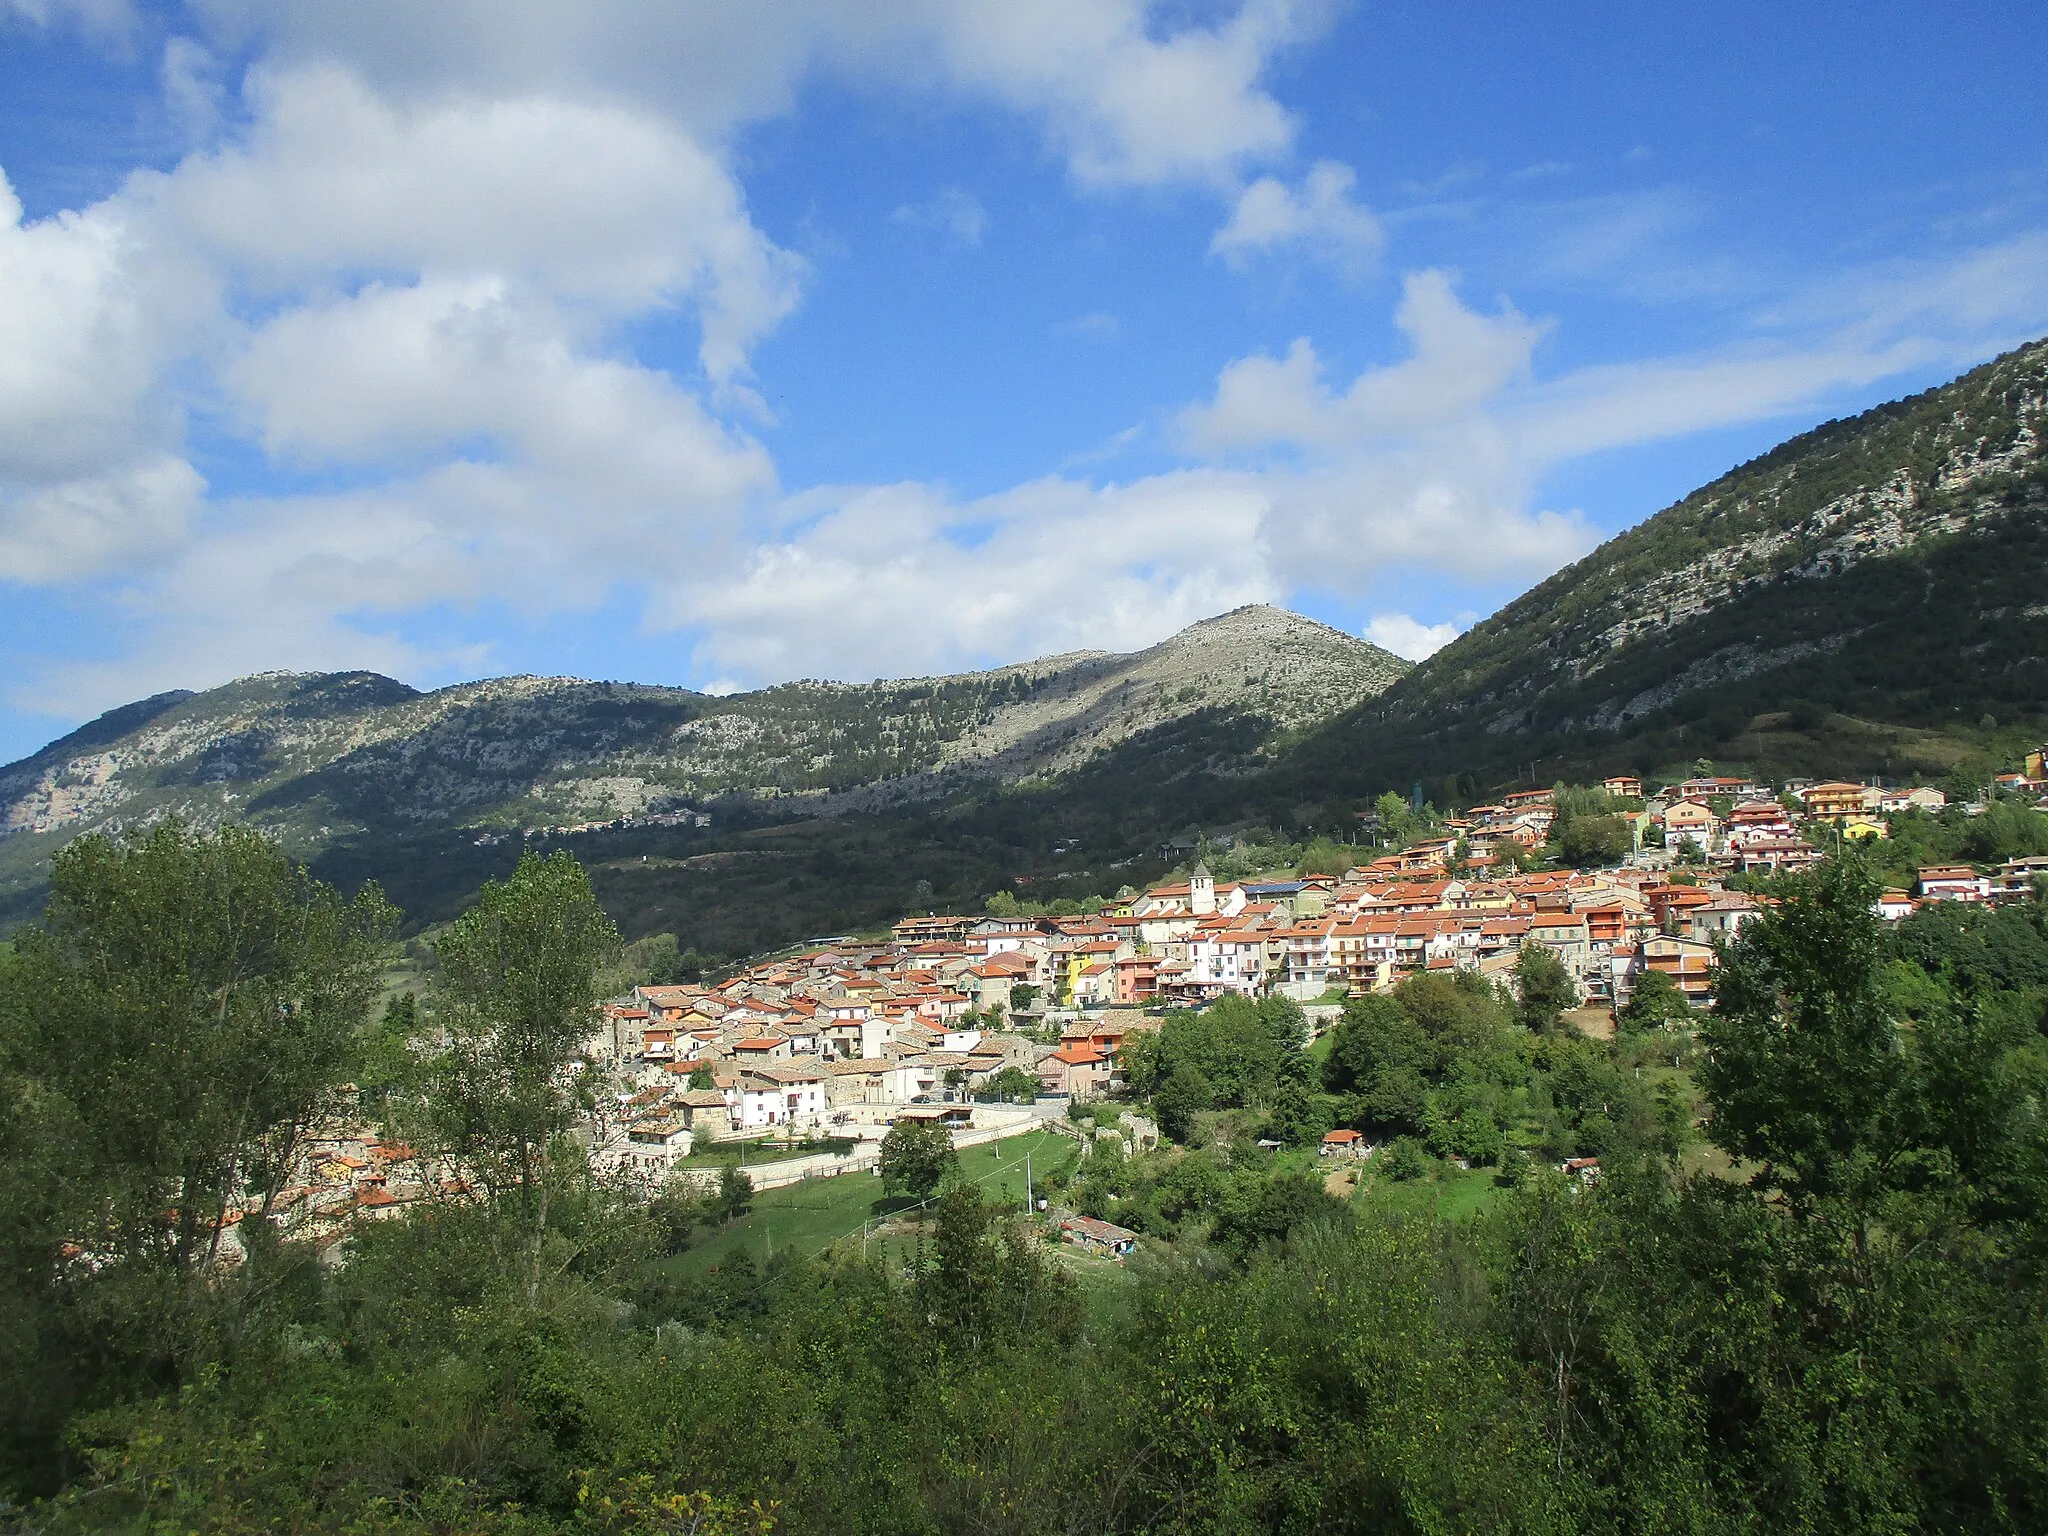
567, 757, 2048, 1177
210, 742, 2048, 1249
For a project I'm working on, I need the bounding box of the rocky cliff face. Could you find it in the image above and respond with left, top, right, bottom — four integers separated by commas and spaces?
0, 605, 1405, 902
1421, 336, 2046, 735
1273, 335, 2048, 799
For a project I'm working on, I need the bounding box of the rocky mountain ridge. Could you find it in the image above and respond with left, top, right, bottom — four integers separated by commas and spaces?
0, 605, 1404, 897
1272, 335, 2048, 800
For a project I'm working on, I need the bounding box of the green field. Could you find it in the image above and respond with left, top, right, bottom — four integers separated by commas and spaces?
673, 1128, 1083, 1274
669, 1139, 847, 1171
1347, 1159, 1507, 1221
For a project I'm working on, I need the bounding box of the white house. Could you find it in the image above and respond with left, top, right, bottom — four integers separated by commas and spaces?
729, 1060, 830, 1130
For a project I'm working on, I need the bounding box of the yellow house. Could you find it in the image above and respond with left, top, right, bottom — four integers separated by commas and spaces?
1841, 815, 1889, 842
1804, 781, 1875, 820
1662, 798, 1720, 846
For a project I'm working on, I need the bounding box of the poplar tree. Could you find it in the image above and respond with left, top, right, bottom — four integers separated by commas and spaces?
423, 850, 620, 1293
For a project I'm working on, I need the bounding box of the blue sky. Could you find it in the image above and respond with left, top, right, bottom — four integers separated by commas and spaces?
1, 0, 2045, 764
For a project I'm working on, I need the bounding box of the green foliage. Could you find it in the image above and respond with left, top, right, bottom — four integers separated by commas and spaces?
1892, 898, 2048, 995
419, 850, 621, 1278
976, 1065, 1040, 1103
0, 820, 394, 1486
17, 847, 2048, 1532
1617, 967, 1691, 1033
1263, 1080, 1333, 1147
1383, 1136, 1429, 1180
1122, 994, 1308, 1123
1150, 1064, 1213, 1144
1555, 811, 1632, 868
1514, 941, 1578, 1033
1703, 859, 1902, 1205
715, 1164, 755, 1223
877, 1118, 956, 1198
915, 1184, 1076, 1348
1209, 1168, 1350, 1255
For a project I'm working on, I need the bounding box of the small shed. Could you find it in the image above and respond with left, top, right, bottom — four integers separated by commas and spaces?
1320, 1128, 1368, 1158
1056, 1214, 1139, 1259
1561, 1156, 1602, 1187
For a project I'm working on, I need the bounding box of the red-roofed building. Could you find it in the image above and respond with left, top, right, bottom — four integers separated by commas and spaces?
1038, 1043, 1112, 1100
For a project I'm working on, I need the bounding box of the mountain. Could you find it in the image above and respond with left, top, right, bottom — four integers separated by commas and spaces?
0, 606, 1404, 929
6, 339, 2043, 952
1273, 335, 2048, 802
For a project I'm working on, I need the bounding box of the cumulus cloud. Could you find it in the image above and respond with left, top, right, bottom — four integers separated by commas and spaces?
0, 171, 203, 485
924, 0, 1307, 189
1364, 612, 1462, 661
662, 471, 1278, 682
1211, 159, 1383, 272
6, 6, 2048, 727
1181, 269, 1548, 454
151, 65, 804, 382
198, 0, 1315, 189
0, 456, 203, 582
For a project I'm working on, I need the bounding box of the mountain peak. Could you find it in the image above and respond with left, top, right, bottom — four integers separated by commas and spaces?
0, 605, 1406, 922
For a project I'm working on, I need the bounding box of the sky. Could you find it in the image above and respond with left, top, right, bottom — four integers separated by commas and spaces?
1, 1, 2045, 764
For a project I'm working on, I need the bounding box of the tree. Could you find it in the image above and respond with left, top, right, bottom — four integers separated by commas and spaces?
1373, 790, 1411, 846
1700, 858, 1900, 1207
5, 823, 392, 1274
1152, 1063, 1214, 1144
716, 1163, 754, 1224
1515, 942, 1578, 1034
688, 1060, 716, 1090
1211, 1169, 1349, 1255
1617, 968, 1690, 1033
0, 821, 392, 1459
1557, 813, 1631, 868
1322, 995, 1431, 1135
879, 1118, 956, 1198
979, 1065, 1039, 1103
1264, 1081, 1332, 1147
421, 850, 620, 1289
1383, 1137, 1429, 1181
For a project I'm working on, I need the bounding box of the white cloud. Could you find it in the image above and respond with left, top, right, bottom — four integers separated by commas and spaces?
0, 456, 203, 582
0, 54, 788, 708
1211, 159, 1383, 272
1180, 270, 1548, 453
924, 0, 1309, 190
890, 187, 987, 244
154, 65, 804, 381
1, 0, 134, 44
1364, 612, 1461, 661
160, 36, 227, 145
0, 170, 203, 485
198, 0, 1317, 189
660, 472, 1278, 683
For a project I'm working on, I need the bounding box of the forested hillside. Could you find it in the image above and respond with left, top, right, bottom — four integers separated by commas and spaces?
6, 830, 2048, 1533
